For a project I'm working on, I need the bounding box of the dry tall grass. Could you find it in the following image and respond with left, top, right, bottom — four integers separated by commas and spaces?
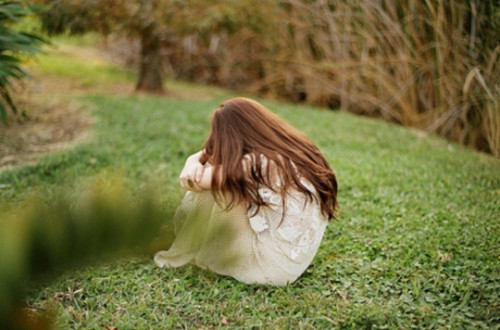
112, 0, 500, 155
268, 0, 499, 156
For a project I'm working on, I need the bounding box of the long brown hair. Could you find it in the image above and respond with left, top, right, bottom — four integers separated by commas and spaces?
200, 97, 338, 220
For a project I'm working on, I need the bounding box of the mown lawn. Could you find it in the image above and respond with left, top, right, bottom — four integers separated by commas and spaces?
1, 41, 499, 328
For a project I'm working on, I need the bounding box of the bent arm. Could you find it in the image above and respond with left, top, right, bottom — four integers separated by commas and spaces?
194, 163, 214, 190
179, 151, 216, 191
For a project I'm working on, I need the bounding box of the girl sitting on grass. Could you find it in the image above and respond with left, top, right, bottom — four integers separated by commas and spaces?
154, 97, 337, 286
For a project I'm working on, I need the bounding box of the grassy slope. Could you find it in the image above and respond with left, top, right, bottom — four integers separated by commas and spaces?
1, 41, 499, 328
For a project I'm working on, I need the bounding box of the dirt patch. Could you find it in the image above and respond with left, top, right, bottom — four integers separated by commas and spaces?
0, 42, 136, 173
0, 41, 223, 173
0, 78, 95, 172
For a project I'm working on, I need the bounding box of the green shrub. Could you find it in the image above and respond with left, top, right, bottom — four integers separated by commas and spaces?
0, 0, 46, 125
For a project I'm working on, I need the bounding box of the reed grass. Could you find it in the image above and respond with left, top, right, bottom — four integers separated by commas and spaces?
262, 0, 499, 155
141, 0, 499, 155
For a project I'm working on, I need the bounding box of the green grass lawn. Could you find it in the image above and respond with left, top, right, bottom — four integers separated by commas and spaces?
1, 40, 499, 328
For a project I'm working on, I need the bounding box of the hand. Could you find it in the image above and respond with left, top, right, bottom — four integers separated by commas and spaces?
179, 152, 205, 191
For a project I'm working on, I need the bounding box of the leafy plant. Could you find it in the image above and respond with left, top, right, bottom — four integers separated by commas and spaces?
0, 0, 46, 125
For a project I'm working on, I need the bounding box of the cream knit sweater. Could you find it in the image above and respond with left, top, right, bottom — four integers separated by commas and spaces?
155, 157, 327, 286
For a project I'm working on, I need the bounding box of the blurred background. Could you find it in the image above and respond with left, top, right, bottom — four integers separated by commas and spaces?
2, 0, 499, 156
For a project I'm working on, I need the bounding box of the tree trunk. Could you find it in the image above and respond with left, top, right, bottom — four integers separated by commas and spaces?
136, 27, 164, 93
